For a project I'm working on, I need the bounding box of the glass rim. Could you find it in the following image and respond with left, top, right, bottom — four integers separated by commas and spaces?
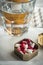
1, 0, 36, 14
0, 0, 36, 4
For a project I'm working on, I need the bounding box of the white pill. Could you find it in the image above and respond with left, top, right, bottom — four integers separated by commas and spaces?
15, 44, 20, 47
31, 43, 35, 48
25, 44, 28, 49
27, 49, 33, 53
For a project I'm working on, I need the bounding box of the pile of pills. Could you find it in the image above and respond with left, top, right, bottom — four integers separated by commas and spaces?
15, 39, 38, 54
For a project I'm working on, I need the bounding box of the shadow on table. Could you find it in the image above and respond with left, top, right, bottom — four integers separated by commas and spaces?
11, 51, 22, 61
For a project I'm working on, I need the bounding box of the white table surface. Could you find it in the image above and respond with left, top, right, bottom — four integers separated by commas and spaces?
0, 26, 43, 65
